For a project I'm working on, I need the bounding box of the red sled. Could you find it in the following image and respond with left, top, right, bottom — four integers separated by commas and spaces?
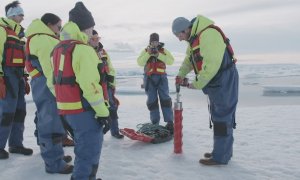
120, 128, 154, 143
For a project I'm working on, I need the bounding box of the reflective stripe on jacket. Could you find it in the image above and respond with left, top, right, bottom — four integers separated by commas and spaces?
137, 47, 174, 75
52, 40, 85, 114
177, 15, 227, 89
54, 21, 109, 117
0, 24, 25, 67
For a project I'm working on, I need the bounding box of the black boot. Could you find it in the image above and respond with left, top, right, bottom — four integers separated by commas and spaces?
47, 164, 73, 174
9, 146, 33, 155
204, 152, 212, 158
0, 149, 9, 159
165, 122, 174, 135
59, 165, 74, 174
199, 158, 222, 165
63, 155, 72, 163
112, 132, 124, 139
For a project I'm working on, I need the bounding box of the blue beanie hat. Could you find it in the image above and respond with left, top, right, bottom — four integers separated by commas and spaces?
172, 17, 191, 35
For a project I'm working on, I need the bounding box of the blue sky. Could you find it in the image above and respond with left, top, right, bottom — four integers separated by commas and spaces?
1, 0, 300, 62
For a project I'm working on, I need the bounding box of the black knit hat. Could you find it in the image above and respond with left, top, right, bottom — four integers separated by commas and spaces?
41, 13, 61, 26
149, 33, 159, 43
69, 2, 95, 30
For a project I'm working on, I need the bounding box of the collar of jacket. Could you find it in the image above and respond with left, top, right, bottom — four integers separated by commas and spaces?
188, 15, 214, 41
60, 21, 89, 44
0, 17, 23, 35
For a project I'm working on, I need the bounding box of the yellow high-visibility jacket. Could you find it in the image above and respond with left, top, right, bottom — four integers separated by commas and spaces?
58, 21, 109, 117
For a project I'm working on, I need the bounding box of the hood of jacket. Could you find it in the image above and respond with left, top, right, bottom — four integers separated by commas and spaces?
25, 19, 56, 38
60, 21, 89, 43
189, 15, 214, 39
0, 17, 23, 35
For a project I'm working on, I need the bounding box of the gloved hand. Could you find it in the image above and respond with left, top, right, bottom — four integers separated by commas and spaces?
96, 117, 110, 134
24, 76, 30, 95
175, 76, 189, 87
175, 76, 183, 85
187, 83, 196, 89
147, 46, 159, 57
0, 77, 6, 99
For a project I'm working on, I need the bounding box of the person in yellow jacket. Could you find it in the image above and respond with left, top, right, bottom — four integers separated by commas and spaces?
25, 13, 73, 174
89, 30, 124, 139
0, 0, 32, 160
172, 15, 239, 165
137, 33, 175, 133
51, 2, 109, 180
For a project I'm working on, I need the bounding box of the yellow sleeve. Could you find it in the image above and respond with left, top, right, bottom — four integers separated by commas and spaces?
72, 45, 109, 117
192, 29, 225, 89
157, 48, 174, 65
137, 49, 150, 66
30, 35, 59, 95
177, 46, 193, 78
0, 28, 7, 76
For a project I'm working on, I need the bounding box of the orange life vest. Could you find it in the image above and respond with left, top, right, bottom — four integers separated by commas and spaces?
144, 48, 167, 76
25, 33, 59, 78
189, 25, 237, 75
52, 40, 87, 115
0, 24, 25, 67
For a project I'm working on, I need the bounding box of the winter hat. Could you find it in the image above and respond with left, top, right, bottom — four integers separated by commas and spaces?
6, 6, 24, 17
41, 13, 61, 26
69, 2, 95, 30
172, 17, 191, 35
149, 33, 159, 43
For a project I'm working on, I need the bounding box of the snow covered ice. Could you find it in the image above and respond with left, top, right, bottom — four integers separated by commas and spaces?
1, 58, 300, 180
1, 0, 300, 179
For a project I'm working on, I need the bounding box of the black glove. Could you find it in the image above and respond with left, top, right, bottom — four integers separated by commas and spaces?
96, 117, 110, 134
175, 76, 189, 87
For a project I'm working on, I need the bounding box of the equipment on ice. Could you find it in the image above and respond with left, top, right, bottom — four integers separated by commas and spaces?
120, 123, 173, 144
173, 84, 183, 153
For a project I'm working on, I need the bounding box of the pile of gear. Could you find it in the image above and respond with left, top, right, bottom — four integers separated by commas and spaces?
120, 123, 173, 144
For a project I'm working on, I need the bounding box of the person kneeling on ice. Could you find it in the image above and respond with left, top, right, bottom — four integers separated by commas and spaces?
172, 15, 239, 165
137, 33, 175, 133
52, 2, 109, 180
89, 29, 124, 139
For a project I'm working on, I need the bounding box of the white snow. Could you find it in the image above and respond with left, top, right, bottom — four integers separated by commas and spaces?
1, 0, 300, 179
1, 61, 300, 180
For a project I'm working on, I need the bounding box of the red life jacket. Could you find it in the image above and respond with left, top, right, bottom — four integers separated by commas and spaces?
189, 25, 237, 75
97, 49, 110, 73
96, 49, 110, 103
145, 48, 167, 76
25, 33, 59, 78
52, 40, 86, 115
0, 24, 25, 67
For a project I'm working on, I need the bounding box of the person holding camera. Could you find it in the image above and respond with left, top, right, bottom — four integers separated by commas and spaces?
137, 33, 174, 133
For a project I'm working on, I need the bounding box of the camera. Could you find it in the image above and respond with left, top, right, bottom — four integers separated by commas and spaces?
151, 47, 158, 54
148, 45, 158, 54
